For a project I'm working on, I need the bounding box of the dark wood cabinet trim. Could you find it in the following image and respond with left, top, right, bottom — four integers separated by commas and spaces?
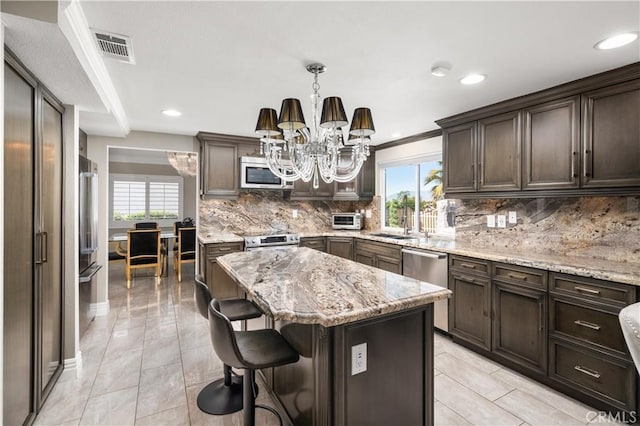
196, 131, 258, 145
375, 130, 442, 151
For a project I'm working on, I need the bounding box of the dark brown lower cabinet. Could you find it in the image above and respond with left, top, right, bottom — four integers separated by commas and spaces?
353, 239, 402, 274
550, 338, 636, 413
492, 281, 547, 375
199, 241, 243, 298
300, 236, 327, 252
449, 272, 491, 351
326, 237, 354, 260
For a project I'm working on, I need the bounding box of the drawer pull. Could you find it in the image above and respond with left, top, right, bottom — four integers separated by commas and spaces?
460, 263, 477, 269
507, 272, 527, 281
574, 320, 601, 331
574, 365, 601, 379
217, 247, 232, 252
574, 286, 600, 295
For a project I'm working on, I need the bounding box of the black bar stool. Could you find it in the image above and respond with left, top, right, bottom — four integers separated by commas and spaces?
209, 298, 300, 426
194, 276, 262, 415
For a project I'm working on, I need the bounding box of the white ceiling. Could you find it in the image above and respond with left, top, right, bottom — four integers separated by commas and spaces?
5, 1, 640, 145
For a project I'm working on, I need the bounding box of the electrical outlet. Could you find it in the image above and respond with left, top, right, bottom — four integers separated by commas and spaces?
351, 343, 367, 375
365, 209, 372, 219
487, 215, 496, 228
497, 215, 507, 228
508, 211, 517, 224
292, 209, 298, 218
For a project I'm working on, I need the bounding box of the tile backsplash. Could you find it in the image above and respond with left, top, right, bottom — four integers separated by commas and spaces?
199, 191, 380, 235
453, 196, 640, 263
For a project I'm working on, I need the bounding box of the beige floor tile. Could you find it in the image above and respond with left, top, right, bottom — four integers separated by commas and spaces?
104, 326, 146, 355
80, 386, 138, 426
434, 374, 522, 425
441, 339, 503, 374
136, 362, 187, 419
434, 400, 472, 425
35, 378, 92, 425
142, 335, 182, 370
181, 344, 225, 387
435, 352, 514, 401
135, 404, 191, 425
491, 367, 593, 422
495, 389, 585, 426
91, 348, 142, 396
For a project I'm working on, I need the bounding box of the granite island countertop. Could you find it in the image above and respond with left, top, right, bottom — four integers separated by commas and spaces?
199, 229, 640, 286
216, 246, 451, 327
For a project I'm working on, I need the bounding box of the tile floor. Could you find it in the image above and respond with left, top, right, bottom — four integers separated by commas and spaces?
33, 260, 607, 425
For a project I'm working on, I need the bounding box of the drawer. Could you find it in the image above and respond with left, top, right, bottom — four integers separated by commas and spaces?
493, 263, 547, 290
300, 237, 326, 251
550, 338, 636, 412
551, 296, 627, 356
206, 242, 243, 258
449, 255, 490, 277
355, 239, 402, 261
550, 273, 635, 306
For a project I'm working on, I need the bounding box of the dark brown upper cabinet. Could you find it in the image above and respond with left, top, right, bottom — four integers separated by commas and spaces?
197, 132, 258, 199
437, 63, 640, 198
582, 79, 640, 188
478, 111, 521, 192
523, 96, 580, 190
443, 122, 477, 193
291, 175, 334, 199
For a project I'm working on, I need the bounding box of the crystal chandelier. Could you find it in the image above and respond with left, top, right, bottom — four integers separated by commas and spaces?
167, 152, 197, 177
254, 63, 374, 189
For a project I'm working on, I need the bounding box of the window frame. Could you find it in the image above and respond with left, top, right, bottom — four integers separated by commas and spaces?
380, 153, 442, 233
109, 173, 183, 228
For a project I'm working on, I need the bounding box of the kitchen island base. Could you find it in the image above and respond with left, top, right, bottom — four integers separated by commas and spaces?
250, 305, 434, 426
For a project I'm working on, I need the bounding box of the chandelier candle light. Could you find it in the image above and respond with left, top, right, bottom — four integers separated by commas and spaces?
254, 63, 374, 189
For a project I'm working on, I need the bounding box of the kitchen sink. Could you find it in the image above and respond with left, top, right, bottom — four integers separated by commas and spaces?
370, 233, 418, 240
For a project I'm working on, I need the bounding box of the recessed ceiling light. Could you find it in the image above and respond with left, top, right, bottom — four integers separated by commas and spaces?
391, 133, 402, 138
460, 74, 486, 85
431, 65, 450, 77
162, 109, 182, 117
594, 32, 638, 50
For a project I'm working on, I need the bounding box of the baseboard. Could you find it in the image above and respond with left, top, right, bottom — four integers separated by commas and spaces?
90, 301, 110, 317
63, 350, 83, 371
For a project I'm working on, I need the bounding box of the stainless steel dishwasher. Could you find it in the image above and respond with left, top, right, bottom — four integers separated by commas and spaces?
402, 248, 449, 332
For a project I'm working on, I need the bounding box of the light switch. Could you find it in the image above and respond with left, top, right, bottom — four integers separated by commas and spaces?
292, 209, 298, 218
352, 343, 367, 375
508, 211, 517, 224
497, 215, 506, 228
487, 215, 496, 228
365, 209, 372, 219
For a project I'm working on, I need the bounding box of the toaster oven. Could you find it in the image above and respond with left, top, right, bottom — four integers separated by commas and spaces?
332, 212, 363, 230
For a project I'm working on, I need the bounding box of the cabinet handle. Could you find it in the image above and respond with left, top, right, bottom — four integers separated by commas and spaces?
574, 320, 601, 331
478, 163, 483, 185
574, 286, 600, 295
539, 303, 544, 332
584, 149, 592, 178
456, 274, 477, 283
217, 247, 232, 252
507, 272, 527, 281
41, 231, 48, 264
460, 263, 477, 269
35, 233, 43, 265
574, 365, 601, 379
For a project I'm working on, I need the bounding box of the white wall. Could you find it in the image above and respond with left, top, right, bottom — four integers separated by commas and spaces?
374, 135, 443, 195
87, 131, 198, 309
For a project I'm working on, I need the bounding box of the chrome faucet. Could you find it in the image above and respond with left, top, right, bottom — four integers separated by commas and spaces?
402, 194, 409, 236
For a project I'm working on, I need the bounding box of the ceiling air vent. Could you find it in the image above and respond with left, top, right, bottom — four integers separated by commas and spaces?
92, 30, 136, 64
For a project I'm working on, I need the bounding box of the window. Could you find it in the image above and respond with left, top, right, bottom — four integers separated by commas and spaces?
110, 174, 182, 227
381, 154, 443, 234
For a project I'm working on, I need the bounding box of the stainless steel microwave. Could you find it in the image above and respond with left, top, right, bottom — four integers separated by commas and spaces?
332, 212, 363, 230
240, 157, 294, 190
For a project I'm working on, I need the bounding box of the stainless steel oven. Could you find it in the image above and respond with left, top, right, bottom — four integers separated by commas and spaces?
244, 233, 300, 251
240, 157, 294, 190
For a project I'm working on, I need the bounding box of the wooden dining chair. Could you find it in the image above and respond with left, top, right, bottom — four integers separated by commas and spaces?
125, 228, 162, 288
174, 226, 196, 282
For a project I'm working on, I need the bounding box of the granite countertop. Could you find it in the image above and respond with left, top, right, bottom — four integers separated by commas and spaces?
200, 229, 640, 286
216, 246, 451, 327
198, 231, 244, 244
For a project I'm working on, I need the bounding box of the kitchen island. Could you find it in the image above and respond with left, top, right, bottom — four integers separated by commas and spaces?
216, 246, 451, 426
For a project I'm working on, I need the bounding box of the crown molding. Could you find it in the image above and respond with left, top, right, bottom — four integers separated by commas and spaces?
375, 129, 443, 151
58, 0, 130, 136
